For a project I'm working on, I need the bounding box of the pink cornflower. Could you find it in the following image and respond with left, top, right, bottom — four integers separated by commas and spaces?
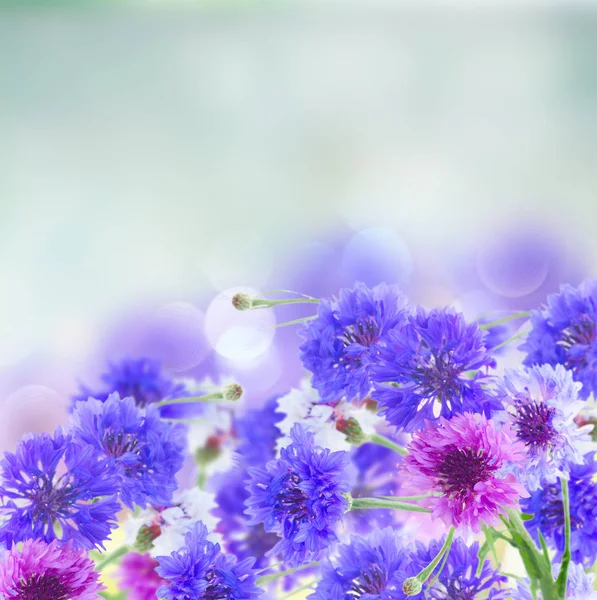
119, 552, 166, 600
403, 412, 528, 533
0, 538, 103, 600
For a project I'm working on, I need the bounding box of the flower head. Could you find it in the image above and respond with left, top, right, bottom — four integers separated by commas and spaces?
0, 538, 103, 600
521, 453, 597, 566
409, 536, 510, 600
521, 280, 597, 399
245, 424, 351, 566
497, 364, 593, 490
156, 521, 262, 600
299, 282, 408, 402
72, 357, 187, 409
71, 393, 186, 509
372, 307, 498, 431
403, 412, 528, 533
119, 552, 166, 600
309, 527, 415, 600
0, 429, 120, 550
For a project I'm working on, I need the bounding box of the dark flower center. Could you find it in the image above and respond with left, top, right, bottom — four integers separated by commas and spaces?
102, 431, 141, 457
347, 564, 386, 598
342, 318, 381, 349
412, 348, 463, 404
16, 573, 70, 600
272, 472, 311, 534
202, 567, 234, 600
559, 314, 596, 369
435, 446, 497, 500
513, 400, 556, 452
428, 577, 477, 600
27, 474, 78, 523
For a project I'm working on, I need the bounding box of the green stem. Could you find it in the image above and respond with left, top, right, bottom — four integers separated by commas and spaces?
156, 392, 224, 407
368, 433, 408, 456
378, 494, 430, 501
350, 497, 430, 513
416, 527, 455, 583
95, 545, 129, 571
275, 315, 318, 328
252, 297, 320, 309
556, 478, 571, 598
279, 581, 316, 600
478, 311, 530, 330
492, 329, 531, 351
256, 561, 319, 585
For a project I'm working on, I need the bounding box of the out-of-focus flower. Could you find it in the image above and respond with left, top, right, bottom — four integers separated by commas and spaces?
309, 527, 415, 600
522, 453, 597, 566
235, 397, 282, 466
372, 307, 497, 431
246, 424, 351, 566
496, 364, 593, 490
522, 280, 597, 400
409, 536, 510, 600
0, 539, 103, 600
156, 521, 262, 600
71, 393, 186, 509
403, 413, 528, 533
119, 552, 166, 600
299, 283, 408, 402
71, 357, 187, 410
511, 562, 597, 600
0, 429, 120, 550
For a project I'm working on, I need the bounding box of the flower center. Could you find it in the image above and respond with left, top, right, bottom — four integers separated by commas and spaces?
559, 314, 596, 369
27, 474, 77, 524
347, 564, 386, 598
16, 573, 70, 600
435, 446, 497, 500
412, 349, 462, 405
342, 318, 381, 348
428, 577, 476, 600
202, 566, 234, 600
513, 400, 556, 452
102, 431, 141, 457
272, 472, 312, 534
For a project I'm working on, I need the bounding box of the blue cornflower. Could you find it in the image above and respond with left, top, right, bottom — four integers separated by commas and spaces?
234, 397, 282, 467
347, 442, 404, 533
409, 536, 510, 600
371, 307, 498, 431
71, 393, 187, 509
496, 364, 592, 491
245, 424, 351, 566
521, 280, 597, 399
0, 429, 120, 550
299, 282, 409, 402
156, 521, 263, 600
309, 527, 416, 600
72, 357, 188, 409
214, 468, 279, 570
521, 452, 597, 566
511, 563, 597, 600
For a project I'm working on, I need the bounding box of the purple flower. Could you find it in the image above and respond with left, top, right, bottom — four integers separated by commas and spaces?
403, 413, 528, 533
410, 536, 510, 600
496, 364, 592, 491
309, 527, 416, 600
0, 429, 120, 550
372, 307, 498, 431
0, 538, 103, 600
234, 397, 282, 467
347, 442, 404, 533
521, 280, 597, 399
245, 424, 351, 566
156, 521, 262, 600
521, 453, 597, 567
299, 283, 408, 402
72, 357, 189, 416
119, 552, 166, 600
71, 393, 186, 509
214, 468, 279, 570
511, 563, 596, 600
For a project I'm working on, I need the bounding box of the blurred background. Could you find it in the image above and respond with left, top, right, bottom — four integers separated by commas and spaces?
1, 2, 597, 451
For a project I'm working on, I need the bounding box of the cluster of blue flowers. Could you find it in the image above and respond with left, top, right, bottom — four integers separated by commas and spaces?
2, 277, 597, 600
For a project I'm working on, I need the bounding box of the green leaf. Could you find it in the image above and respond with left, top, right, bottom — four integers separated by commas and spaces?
521, 513, 535, 521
